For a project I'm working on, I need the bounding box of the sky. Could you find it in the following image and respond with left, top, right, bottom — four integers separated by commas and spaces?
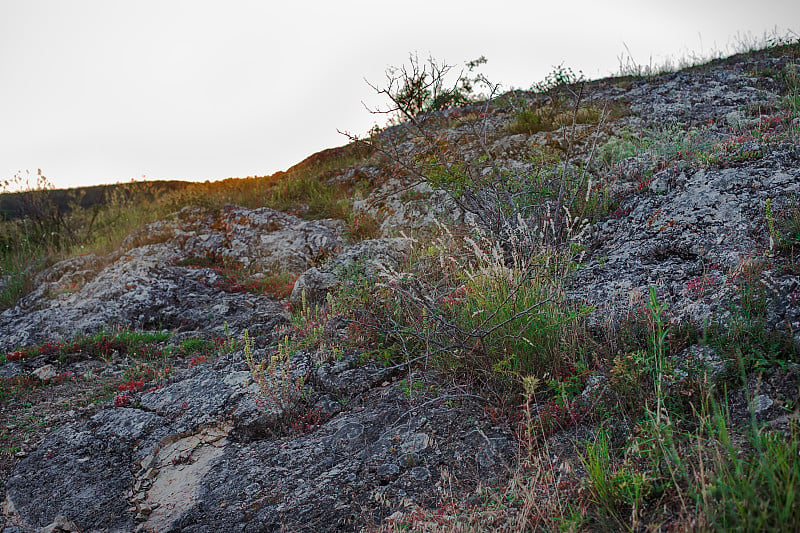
1, 1, 798, 191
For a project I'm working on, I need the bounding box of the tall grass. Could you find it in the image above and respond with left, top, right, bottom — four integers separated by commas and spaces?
0, 144, 373, 310
698, 395, 800, 531
328, 220, 591, 396
616, 28, 800, 78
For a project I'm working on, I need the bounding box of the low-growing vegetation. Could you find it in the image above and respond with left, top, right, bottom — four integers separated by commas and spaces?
0, 142, 375, 311
175, 253, 301, 300
1, 327, 172, 364
2, 35, 800, 531
0, 326, 217, 490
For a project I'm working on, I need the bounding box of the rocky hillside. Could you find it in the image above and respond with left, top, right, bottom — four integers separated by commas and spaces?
1, 42, 799, 532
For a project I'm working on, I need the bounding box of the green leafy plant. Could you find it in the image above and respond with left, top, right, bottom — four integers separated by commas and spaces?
778, 201, 800, 252
765, 196, 800, 254
646, 287, 669, 413
178, 336, 214, 356
532, 64, 585, 100
608, 349, 650, 414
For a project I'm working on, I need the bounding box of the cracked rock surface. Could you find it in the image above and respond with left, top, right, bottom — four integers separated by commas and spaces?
2, 46, 800, 532
4, 357, 513, 532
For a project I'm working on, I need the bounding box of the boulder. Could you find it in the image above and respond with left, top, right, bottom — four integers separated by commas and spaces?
290, 237, 412, 309
32, 364, 57, 382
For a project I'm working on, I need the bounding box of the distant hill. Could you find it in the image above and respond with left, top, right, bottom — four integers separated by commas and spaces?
0, 180, 193, 220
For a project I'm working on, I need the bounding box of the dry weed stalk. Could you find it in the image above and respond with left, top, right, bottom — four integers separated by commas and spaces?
243, 329, 305, 415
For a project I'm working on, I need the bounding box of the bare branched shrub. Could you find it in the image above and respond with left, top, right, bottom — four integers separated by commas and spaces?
366, 53, 488, 124
334, 219, 590, 395
345, 57, 611, 262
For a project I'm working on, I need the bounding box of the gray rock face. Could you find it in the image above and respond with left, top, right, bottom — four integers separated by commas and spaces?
353, 178, 462, 237
5, 408, 164, 532
289, 267, 339, 309
120, 205, 342, 272
4, 356, 513, 532
290, 237, 412, 308
174, 390, 511, 532
625, 66, 780, 125
0, 205, 342, 351
571, 148, 800, 329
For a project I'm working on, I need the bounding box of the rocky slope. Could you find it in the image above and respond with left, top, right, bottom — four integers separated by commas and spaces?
1, 45, 799, 532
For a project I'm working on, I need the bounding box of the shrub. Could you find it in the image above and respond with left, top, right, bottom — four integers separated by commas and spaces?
355, 61, 612, 260
508, 100, 606, 136
368, 53, 488, 122
512, 104, 549, 134
335, 222, 590, 394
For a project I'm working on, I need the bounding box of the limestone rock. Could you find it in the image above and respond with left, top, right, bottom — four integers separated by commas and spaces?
570, 157, 800, 328
32, 364, 57, 382
289, 267, 338, 310
4, 354, 513, 532
0, 205, 344, 351
290, 237, 412, 309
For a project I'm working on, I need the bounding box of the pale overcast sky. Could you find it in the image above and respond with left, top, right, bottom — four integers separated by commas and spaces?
1, 1, 798, 190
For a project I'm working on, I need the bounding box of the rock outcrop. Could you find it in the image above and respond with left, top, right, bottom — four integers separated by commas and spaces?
571, 146, 800, 341
0, 205, 342, 351
4, 355, 513, 532
2, 46, 799, 532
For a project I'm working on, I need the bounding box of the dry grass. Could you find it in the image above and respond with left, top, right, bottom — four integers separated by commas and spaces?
0, 142, 374, 311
